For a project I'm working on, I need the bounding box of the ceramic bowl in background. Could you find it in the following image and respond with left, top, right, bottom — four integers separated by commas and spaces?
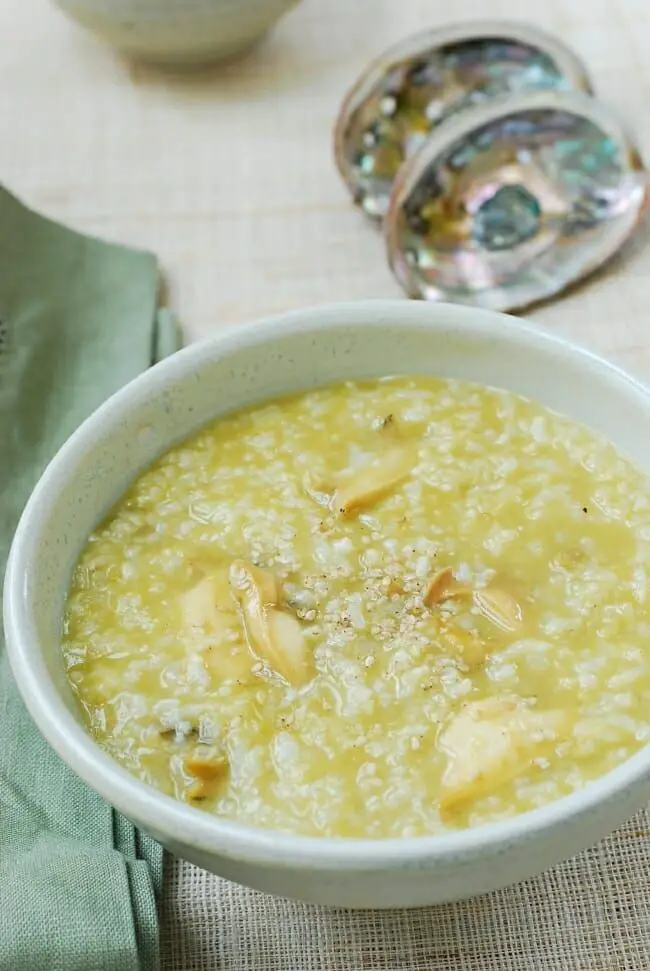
6, 300, 650, 907
54, 0, 300, 65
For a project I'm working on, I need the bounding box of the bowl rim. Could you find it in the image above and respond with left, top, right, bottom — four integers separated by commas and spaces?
6, 298, 650, 871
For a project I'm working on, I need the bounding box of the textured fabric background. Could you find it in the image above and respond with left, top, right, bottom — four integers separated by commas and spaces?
161, 807, 650, 969
4, 0, 650, 966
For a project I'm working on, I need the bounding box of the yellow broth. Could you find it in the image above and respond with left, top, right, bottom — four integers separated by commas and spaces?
63, 377, 650, 837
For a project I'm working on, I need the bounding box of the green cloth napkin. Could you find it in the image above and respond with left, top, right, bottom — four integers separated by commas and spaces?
0, 187, 180, 971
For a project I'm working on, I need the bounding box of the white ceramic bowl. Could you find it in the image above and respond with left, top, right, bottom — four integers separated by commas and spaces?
6, 300, 650, 908
54, 0, 299, 65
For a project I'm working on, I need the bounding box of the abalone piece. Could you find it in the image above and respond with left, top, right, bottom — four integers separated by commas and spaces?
334, 21, 592, 219
385, 91, 647, 312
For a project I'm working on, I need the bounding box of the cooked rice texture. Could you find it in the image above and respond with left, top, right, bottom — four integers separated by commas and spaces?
63, 377, 650, 837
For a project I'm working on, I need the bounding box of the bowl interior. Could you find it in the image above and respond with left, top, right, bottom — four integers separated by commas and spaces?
7, 300, 650, 851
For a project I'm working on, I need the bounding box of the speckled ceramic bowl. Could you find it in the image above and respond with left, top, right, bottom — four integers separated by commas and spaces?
54, 0, 300, 65
6, 301, 650, 907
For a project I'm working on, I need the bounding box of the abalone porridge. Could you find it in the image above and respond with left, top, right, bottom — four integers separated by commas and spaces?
63, 376, 650, 838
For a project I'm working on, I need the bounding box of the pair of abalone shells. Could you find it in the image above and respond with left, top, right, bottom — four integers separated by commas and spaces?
334, 21, 647, 311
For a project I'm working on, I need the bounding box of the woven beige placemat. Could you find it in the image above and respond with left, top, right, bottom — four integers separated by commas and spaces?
161, 806, 650, 969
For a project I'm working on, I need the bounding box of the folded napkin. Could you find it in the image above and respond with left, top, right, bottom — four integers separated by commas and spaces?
0, 187, 180, 971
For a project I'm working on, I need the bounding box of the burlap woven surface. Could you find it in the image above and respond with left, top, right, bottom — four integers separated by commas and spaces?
161, 807, 650, 969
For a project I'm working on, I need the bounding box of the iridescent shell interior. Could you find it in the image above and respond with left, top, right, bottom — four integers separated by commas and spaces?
335, 23, 592, 219
385, 92, 647, 313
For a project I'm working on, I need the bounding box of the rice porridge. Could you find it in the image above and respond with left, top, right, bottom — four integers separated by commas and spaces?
63, 377, 650, 837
